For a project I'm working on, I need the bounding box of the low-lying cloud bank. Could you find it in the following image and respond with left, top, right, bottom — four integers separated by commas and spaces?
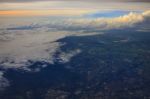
0, 10, 149, 89
0, 10, 149, 70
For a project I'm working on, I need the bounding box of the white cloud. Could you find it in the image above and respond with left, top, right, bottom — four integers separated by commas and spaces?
142, 10, 150, 18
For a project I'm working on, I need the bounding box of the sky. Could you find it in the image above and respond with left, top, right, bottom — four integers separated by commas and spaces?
0, 0, 149, 2
0, 0, 150, 89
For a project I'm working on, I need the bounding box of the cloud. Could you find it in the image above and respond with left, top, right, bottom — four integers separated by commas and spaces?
0, 0, 150, 3
0, 28, 71, 71
0, 10, 93, 16
0, 10, 149, 91
67, 10, 150, 30
0, 71, 9, 91
0, 1, 149, 11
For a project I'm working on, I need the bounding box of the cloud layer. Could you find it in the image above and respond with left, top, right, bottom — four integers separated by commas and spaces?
0, 71, 9, 91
